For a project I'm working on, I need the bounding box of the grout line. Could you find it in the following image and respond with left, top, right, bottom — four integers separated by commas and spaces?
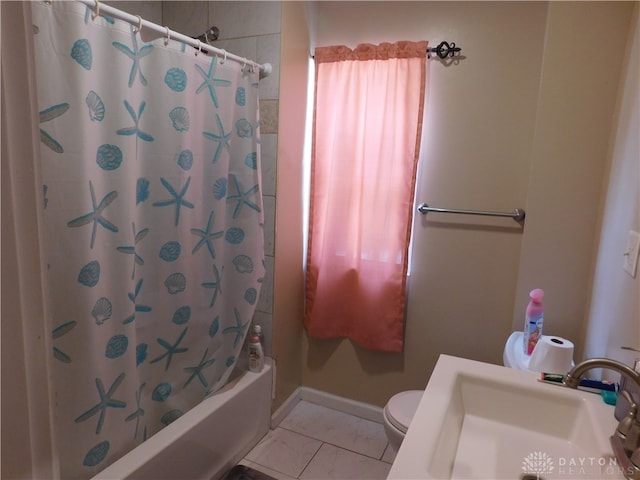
251, 397, 392, 478
297, 441, 327, 480
245, 449, 306, 480
276, 423, 389, 463
245, 427, 323, 479
380, 442, 395, 462
241, 459, 295, 480
273, 424, 325, 445
246, 431, 392, 479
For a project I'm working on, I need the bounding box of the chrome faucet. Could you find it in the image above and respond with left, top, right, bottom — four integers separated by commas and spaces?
564, 358, 640, 480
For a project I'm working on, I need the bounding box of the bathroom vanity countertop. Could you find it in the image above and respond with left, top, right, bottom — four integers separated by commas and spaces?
388, 354, 621, 480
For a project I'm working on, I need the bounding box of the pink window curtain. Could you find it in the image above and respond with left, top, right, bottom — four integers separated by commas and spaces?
305, 41, 427, 353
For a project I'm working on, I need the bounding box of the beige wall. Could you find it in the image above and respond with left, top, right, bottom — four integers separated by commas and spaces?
275, 1, 635, 408
272, 1, 308, 409
582, 5, 640, 372
512, 2, 636, 358
2, 3, 58, 477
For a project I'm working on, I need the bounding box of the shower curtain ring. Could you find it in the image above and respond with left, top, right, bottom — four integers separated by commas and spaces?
195, 40, 201, 55
133, 15, 143, 34
164, 26, 170, 46
220, 49, 227, 64
91, 0, 100, 19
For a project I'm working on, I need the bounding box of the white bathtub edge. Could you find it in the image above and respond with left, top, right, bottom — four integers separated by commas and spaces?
92, 358, 272, 480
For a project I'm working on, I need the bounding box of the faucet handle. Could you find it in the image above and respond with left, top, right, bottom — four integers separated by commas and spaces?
625, 418, 640, 454
612, 436, 640, 480
630, 447, 640, 474
623, 390, 638, 412
617, 390, 639, 440
622, 391, 640, 454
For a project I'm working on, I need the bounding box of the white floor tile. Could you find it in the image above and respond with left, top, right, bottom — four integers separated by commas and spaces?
381, 443, 397, 464
279, 401, 388, 459
299, 443, 392, 480
239, 459, 298, 480
245, 427, 322, 478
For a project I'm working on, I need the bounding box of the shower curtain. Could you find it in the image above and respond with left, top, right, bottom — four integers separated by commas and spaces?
31, 2, 264, 477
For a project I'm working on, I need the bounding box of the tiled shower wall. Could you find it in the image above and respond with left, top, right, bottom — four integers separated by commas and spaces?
114, 1, 282, 356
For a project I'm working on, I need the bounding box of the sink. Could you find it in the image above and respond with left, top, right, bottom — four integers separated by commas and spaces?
388, 354, 622, 480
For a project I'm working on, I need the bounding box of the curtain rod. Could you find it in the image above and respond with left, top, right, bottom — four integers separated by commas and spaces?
426, 41, 461, 59
309, 40, 462, 60
75, 0, 272, 78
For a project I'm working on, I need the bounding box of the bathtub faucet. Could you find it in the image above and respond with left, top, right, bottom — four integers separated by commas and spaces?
564, 358, 640, 480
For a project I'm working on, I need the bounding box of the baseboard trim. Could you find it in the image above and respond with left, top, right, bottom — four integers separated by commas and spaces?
300, 387, 384, 423
270, 387, 302, 428
271, 386, 384, 428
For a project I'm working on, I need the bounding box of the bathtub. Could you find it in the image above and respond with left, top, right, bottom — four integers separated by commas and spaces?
93, 357, 273, 480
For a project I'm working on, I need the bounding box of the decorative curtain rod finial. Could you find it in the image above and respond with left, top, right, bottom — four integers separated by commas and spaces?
427, 41, 462, 59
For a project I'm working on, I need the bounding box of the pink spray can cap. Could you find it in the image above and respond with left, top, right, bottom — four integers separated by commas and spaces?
529, 288, 544, 304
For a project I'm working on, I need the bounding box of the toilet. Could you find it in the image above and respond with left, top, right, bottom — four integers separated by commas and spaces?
382, 331, 574, 450
503, 330, 535, 370
382, 389, 423, 452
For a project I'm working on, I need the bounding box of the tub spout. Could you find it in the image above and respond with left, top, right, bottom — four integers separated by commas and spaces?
564, 357, 640, 480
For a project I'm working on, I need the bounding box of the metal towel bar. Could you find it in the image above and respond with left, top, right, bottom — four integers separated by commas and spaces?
417, 203, 525, 224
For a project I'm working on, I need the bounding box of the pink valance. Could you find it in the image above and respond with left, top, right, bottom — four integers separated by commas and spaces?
314, 41, 428, 62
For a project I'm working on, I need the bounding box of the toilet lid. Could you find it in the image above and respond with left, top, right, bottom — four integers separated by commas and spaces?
385, 390, 423, 434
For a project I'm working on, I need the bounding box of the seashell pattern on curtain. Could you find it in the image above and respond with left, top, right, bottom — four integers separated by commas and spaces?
31, 2, 265, 478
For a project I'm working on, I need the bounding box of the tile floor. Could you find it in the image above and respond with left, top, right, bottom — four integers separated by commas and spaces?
240, 400, 397, 479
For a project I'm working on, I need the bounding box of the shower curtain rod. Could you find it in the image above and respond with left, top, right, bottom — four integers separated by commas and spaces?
75, 0, 273, 78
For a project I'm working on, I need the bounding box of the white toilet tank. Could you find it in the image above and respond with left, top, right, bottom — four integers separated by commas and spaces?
504, 331, 574, 373
503, 331, 532, 369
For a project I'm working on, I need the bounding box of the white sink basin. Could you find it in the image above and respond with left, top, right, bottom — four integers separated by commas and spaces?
388, 355, 622, 480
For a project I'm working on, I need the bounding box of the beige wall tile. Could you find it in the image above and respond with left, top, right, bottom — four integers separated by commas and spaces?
161, 1, 209, 37
209, 1, 282, 39
260, 99, 279, 134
